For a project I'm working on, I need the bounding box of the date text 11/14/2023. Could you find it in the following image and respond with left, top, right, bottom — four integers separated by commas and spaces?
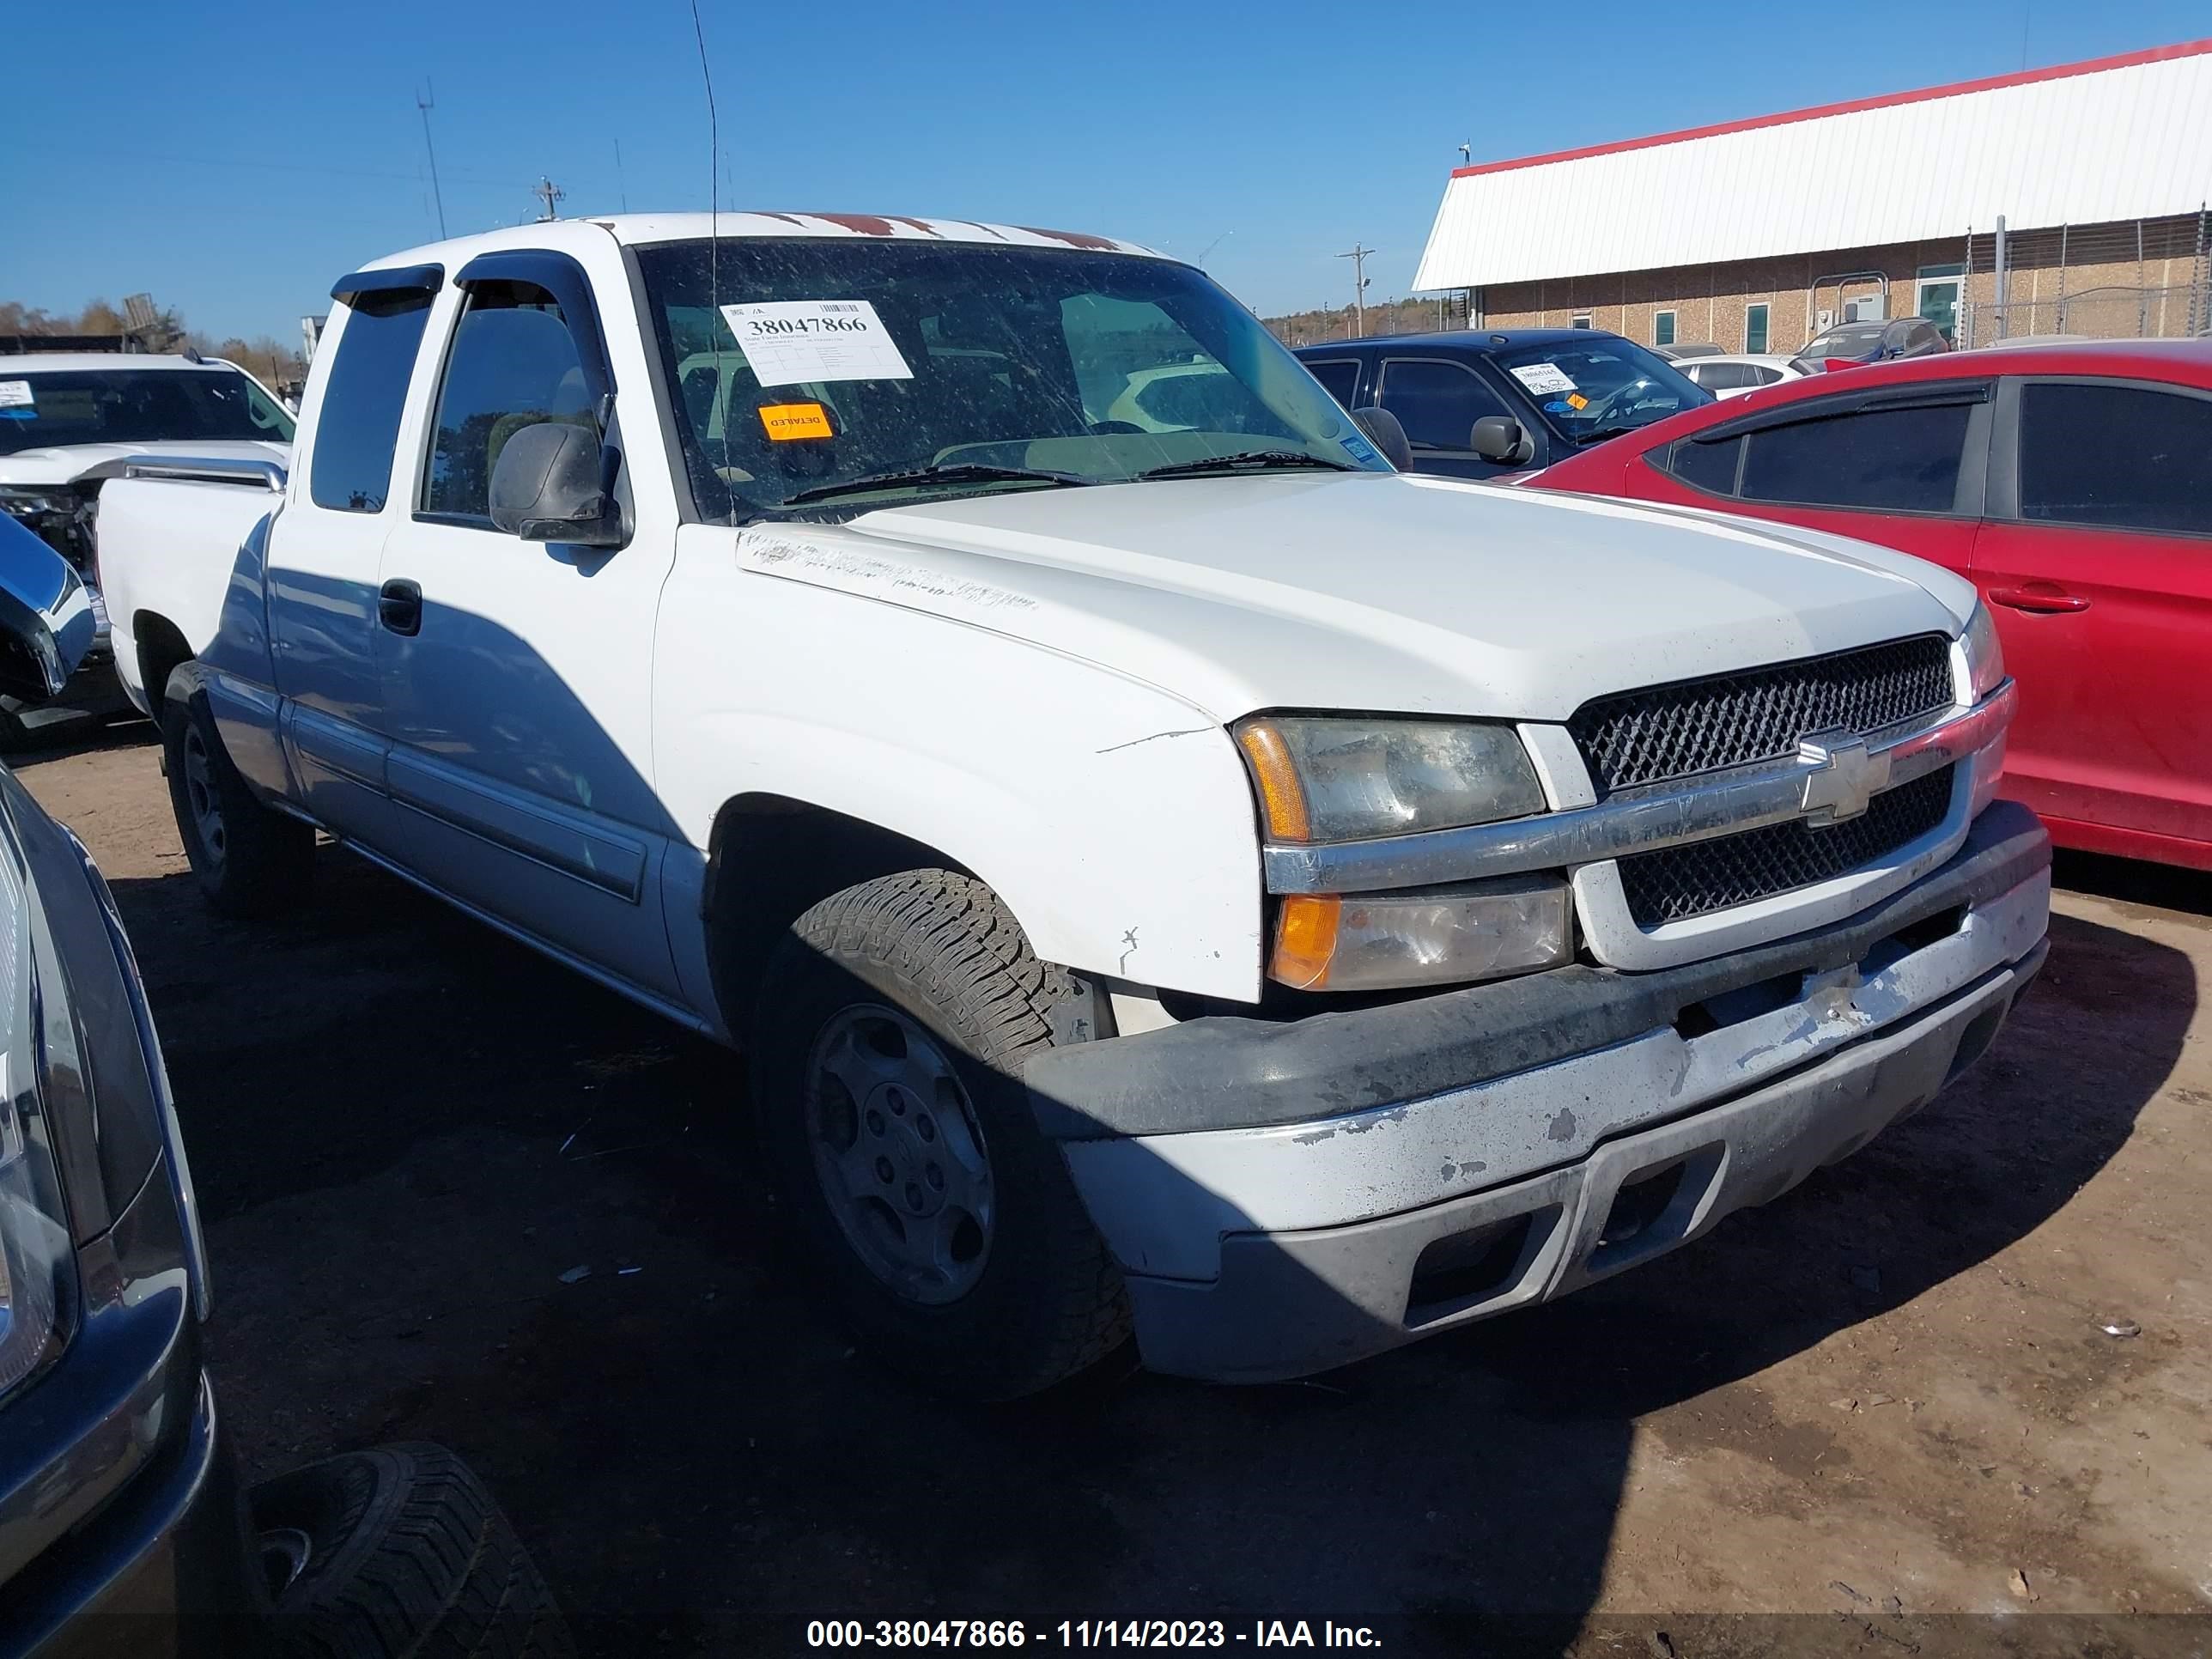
805, 1620, 1383, 1649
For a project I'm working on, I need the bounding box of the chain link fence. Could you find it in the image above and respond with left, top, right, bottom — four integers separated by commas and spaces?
1958, 210, 2209, 346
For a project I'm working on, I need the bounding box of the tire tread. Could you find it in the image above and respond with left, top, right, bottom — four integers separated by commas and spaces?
765, 870, 1130, 1396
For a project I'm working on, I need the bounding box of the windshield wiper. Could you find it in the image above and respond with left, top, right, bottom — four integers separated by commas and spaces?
1572, 425, 1641, 446
1131, 450, 1358, 481
779, 462, 1092, 507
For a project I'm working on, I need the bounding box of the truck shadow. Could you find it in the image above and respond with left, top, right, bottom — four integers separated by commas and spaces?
88, 839, 2191, 1656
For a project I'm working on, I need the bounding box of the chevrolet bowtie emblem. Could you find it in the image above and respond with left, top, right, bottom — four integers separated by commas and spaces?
1799, 732, 1890, 823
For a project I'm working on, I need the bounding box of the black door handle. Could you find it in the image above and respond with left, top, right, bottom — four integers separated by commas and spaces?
378, 579, 422, 636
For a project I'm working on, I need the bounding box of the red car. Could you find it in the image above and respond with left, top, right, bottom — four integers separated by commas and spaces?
1532, 339, 2212, 871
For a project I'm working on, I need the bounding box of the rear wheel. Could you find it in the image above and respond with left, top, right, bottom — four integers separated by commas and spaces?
751, 870, 1131, 1399
164, 690, 313, 917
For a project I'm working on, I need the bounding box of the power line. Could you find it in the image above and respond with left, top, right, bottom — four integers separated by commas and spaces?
532, 177, 566, 222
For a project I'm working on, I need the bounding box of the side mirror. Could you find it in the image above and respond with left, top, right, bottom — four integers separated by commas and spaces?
1349, 406, 1413, 471
1471, 416, 1535, 466
489, 422, 624, 546
0, 515, 95, 703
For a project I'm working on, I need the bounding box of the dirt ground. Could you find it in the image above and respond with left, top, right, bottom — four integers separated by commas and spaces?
17, 724, 2211, 1657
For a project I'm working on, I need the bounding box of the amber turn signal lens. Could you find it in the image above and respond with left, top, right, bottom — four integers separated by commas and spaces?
1270, 896, 1342, 989
1235, 720, 1312, 842
1267, 878, 1573, 993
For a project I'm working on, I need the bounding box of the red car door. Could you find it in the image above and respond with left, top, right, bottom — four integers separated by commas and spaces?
1972, 376, 2212, 865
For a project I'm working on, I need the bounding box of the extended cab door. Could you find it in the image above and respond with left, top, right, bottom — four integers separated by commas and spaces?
373, 249, 686, 1000
1972, 376, 2212, 857
267, 268, 443, 855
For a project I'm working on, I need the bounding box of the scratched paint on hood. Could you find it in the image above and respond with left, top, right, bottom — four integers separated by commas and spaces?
736, 528, 1037, 616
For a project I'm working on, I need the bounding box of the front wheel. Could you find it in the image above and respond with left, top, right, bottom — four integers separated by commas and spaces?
751, 871, 1131, 1399
164, 690, 313, 917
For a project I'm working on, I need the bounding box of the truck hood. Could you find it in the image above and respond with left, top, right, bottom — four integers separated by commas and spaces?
738, 471, 1978, 723
0, 439, 289, 489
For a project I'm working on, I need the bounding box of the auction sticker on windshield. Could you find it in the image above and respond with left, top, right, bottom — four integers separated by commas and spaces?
720, 301, 913, 386
1508, 362, 1577, 396
0, 382, 33, 409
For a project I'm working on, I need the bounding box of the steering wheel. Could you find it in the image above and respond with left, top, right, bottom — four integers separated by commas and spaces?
1576, 379, 1650, 425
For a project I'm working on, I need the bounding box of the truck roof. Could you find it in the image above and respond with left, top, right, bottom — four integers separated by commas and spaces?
362, 213, 1162, 276
0, 353, 246, 374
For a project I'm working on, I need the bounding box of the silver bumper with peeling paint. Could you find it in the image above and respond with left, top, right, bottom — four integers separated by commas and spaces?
1060, 866, 2050, 1383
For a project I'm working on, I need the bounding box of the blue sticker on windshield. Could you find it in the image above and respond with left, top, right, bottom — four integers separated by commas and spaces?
1340, 432, 1382, 467
1542, 399, 1571, 413
0, 410, 35, 421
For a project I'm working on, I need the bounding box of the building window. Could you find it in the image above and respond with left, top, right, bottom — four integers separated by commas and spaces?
1745, 303, 1770, 355
1571, 313, 1593, 330
1655, 311, 1676, 347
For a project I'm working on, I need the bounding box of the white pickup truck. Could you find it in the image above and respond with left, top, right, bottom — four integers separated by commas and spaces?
94, 214, 2050, 1397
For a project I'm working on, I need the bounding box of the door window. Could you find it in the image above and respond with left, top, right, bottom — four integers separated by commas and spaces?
1736, 400, 1974, 513
1377, 358, 1512, 452
421, 282, 593, 524
1692, 362, 1758, 392
1744, 304, 1770, 355
1668, 433, 1744, 495
310, 291, 434, 514
2017, 382, 2212, 536
1654, 311, 1676, 347
1302, 357, 1360, 409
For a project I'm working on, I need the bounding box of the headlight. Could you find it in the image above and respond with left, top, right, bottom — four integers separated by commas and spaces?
0, 853, 71, 1400
1963, 602, 2005, 700
1234, 714, 1547, 843
1272, 879, 1572, 992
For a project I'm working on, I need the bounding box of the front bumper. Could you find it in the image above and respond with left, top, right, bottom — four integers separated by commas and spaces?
1037, 802, 2051, 1382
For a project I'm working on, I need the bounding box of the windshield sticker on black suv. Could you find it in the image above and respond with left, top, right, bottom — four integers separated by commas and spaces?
1509, 362, 1577, 396
719, 300, 914, 386
0, 381, 33, 409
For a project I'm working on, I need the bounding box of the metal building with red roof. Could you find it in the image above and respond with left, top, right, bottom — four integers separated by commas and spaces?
1413, 40, 2212, 356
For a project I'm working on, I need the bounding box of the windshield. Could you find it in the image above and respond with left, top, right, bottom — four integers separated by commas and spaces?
1799, 324, 1888, 361
0, 365, 295, 457
1489, 337, 1710, 445
635, 238, 1386, 518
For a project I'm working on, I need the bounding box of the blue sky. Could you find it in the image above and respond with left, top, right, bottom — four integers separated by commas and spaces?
3, 0, 2205, 342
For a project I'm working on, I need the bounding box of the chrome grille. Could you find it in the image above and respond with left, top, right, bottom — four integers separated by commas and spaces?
1569, 636, 1954, 797
1618, 767, 1956, 927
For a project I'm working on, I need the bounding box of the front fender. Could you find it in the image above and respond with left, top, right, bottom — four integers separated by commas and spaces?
654, 560, 1265, 1003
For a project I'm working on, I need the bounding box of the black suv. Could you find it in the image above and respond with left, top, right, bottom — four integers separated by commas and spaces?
1295, 328, 1711, 479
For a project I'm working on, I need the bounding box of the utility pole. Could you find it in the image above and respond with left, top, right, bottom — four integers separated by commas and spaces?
1338, 244, 1374, 338
416, 82, 447, 239
532, 177, 566, 222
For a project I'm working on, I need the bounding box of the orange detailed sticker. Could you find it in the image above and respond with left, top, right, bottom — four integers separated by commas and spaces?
758, 402, 834, 441
1565, 392, 1589, 410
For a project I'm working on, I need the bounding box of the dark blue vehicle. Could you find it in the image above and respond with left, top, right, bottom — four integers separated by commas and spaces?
0, 513, 568, 1658
1295, 327, 1711, 480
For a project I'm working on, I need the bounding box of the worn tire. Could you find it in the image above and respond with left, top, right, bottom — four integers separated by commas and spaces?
251, 1443, 573, 1659
164, 690, 313, 918
751, 870, 1132, 1399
